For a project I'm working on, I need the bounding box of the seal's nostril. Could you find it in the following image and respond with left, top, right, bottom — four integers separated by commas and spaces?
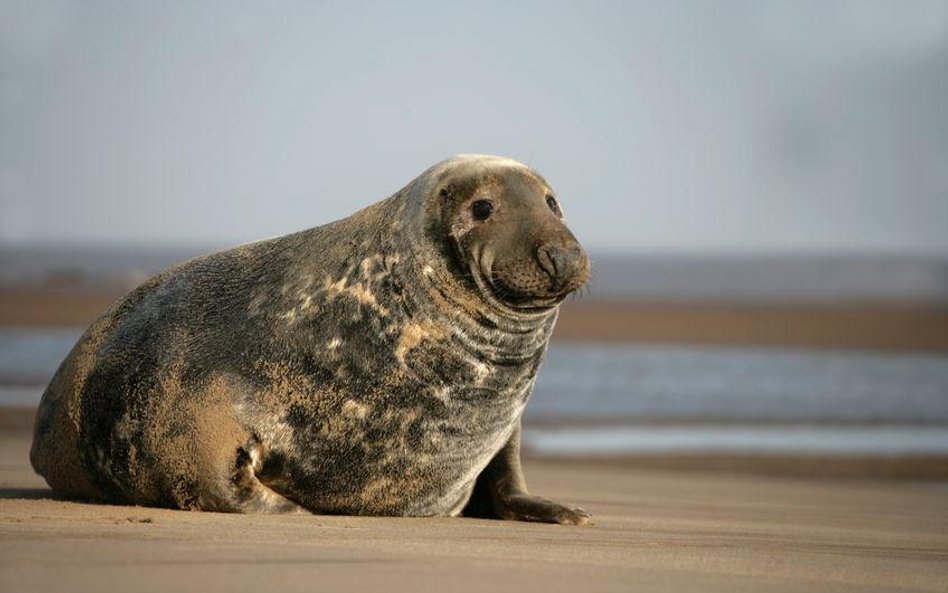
538, 244, 581, 285
550, 250, 566, 276
537, 245, 558, 279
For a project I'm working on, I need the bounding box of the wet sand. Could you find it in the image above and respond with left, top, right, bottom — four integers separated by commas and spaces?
2, 426, 947, 592
554, 300, 948, 351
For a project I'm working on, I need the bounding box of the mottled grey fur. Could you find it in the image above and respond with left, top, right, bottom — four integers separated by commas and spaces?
31, 155, 591, 524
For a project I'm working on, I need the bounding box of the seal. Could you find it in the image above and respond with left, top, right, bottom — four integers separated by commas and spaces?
30, 154, 592, 524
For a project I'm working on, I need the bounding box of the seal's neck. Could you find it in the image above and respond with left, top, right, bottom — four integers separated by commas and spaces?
358, 186, 558, 362
397, 251, 558, 364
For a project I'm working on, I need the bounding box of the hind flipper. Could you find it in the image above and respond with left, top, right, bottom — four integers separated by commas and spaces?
229, 439, 309, 514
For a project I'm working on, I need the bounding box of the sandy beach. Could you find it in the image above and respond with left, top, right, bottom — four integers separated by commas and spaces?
2, 1, 946, 589
2, 419, 947, 593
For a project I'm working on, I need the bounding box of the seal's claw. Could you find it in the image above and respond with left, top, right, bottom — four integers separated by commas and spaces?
562, 506, 592, 526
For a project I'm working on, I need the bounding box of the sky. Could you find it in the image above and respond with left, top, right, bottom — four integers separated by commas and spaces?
1, 0, 947, 255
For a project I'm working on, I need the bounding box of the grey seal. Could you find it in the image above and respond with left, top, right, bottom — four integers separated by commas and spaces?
30, 154, 591, 524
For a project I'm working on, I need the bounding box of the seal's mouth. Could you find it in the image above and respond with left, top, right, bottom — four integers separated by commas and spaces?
472, 251, 580, 315
486, 272, 569, 311
451, 239, 587, 319
477, 270, 560, 317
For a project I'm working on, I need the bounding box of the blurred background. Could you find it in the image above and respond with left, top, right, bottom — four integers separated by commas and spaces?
1, 0, 947, 476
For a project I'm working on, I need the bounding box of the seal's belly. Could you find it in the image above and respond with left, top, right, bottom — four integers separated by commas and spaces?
272, 392, 525, 516
367, 420, 516, 517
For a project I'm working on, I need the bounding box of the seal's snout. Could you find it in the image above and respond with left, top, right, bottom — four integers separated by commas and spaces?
537, 242, 590, 293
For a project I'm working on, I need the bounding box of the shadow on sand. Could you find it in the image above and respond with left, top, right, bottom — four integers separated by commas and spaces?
0, 487, 55, 500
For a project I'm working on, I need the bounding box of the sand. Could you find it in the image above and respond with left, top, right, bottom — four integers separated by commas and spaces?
2, 427, 947, 593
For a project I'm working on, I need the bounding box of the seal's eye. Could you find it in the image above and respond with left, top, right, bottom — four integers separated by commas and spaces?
546, 195, 561, 216
471, 199, 494, 221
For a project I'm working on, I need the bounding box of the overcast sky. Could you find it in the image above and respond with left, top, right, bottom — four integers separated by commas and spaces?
1, 0, 947, 255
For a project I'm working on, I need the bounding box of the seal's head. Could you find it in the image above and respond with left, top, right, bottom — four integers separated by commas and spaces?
422, 155, 590, 314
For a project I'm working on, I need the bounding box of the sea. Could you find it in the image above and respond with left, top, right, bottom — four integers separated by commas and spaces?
3, 328, 947, 457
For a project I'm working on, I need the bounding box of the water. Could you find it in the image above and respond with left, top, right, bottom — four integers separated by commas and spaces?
526, 426, 948, 456
0, 328, 83, 387
2, 329, 947, 455
531, 344, 948, 424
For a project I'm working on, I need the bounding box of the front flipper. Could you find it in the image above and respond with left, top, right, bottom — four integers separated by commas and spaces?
495, 493, 591, 525
464, 424, 591, 525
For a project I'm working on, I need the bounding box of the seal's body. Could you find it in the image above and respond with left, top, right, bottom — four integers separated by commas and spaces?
31, 155, 591, 524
